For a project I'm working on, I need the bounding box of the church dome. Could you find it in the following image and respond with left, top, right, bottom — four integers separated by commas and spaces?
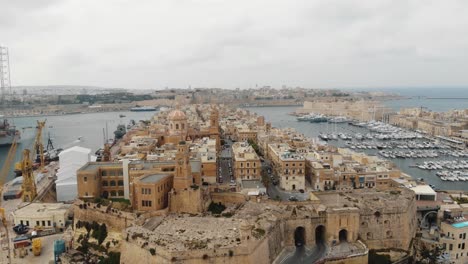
168, 109, 187, 120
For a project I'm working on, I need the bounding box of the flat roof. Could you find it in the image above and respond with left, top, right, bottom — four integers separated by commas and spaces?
140, 174, 171, 183
78, 162, 122, 172
410, 185, 436, 196
13, 203, 70, 218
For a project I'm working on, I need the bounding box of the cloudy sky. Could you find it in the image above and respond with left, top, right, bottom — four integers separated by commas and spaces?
2, 0, 468, 89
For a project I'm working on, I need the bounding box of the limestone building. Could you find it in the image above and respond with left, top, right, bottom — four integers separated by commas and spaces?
133, 173, 173, 212
268, 143, 306, 191
232, 142, 261, 182
12, 203, 71, 230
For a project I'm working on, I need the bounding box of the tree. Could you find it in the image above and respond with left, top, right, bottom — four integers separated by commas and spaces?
417, 244, 443, 264
98, 223, 108, 245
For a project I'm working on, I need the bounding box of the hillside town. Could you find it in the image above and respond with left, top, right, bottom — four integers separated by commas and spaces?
1, 102, 468, 264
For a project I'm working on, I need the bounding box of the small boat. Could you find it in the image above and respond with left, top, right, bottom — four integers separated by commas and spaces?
119, 114, 126, 118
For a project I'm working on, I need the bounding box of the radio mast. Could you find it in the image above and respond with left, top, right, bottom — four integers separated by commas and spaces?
0, 46, 12, 106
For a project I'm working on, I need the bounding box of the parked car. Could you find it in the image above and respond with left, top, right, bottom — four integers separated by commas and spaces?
299, 189, 305, 193
13, 224, 29, 235
288, 196, 298, 201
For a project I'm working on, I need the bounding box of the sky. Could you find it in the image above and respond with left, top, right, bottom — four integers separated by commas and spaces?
2, 0, 468, 90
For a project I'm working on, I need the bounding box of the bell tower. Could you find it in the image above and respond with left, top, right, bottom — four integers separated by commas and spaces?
173, 141, 193, 190
209, 106, 220, 151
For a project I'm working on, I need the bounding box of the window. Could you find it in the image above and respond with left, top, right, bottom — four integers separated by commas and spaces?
247, 163, 250, 167
449, 244, 453, 251
36, 221, 40, 226
176, 124, 179, 129
102, 181, 108, 186
110, 190, 116, 197
142, 200, 152, 207
48, 220, 51, 226
26, 221, 29, 226
42, 221, 46, 226
118, 180, 124, 186
293, 163, 295, 167
84, 176, 88, 182
118, 190, 124, 196
110, 181, 116, 186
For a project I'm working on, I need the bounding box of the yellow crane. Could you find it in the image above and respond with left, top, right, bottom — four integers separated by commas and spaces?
0, 136, 18, 223
33, 120, 46, 171
21, 149, 36, 202
21, 120, 46, 202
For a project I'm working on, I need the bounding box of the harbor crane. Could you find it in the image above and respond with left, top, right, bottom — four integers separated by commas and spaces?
21, 149, 36, 202
0, 136, 18, 223
34, 120, 46, 171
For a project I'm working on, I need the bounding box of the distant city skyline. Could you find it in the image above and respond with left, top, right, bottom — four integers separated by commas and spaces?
2, 0, 468, 89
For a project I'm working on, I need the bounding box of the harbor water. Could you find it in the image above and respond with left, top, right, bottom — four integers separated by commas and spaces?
0, 111, 155, 183
245, 106, 468, 191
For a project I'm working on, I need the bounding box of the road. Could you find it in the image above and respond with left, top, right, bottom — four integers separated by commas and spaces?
219, 141, 234, 185
280, 244, 327, 264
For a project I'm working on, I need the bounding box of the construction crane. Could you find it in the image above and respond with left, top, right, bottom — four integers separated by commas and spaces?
0, 136, 18, 223
21, 149, 36, 202
34, 120, 46, 171
13, 120, 47, 176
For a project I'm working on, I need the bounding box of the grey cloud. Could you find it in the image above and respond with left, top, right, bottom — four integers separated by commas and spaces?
2, 0, 468, 89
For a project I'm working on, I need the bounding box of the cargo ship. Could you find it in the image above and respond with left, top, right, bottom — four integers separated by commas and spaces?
130, 106, 157, 112
0, 118, 20, 146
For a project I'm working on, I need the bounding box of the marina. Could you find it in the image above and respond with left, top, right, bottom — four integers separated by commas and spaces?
246, 106, 468, 191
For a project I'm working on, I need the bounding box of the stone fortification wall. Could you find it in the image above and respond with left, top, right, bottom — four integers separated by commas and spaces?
358, 195, 417, 250
73, 203, 134, 232
210, 192, 247, 204
169, 188, 204, 214
120, 235, 272, 264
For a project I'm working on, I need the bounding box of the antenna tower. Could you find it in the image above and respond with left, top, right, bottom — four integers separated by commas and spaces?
0, 46, 12, 106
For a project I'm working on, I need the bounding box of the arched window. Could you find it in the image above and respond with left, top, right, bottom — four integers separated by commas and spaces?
110, 191, 116, 197
118, 190, 124, 196
102, 181, 108, 186
176, 124, 179, 130
110, 181, 116, 186
386, 231, 392, 238
118, 180, 124, 186
102, 191, 109, 198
